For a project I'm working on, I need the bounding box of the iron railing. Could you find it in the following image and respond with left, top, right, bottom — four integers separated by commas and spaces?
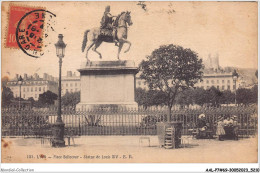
1, 106, 258, 137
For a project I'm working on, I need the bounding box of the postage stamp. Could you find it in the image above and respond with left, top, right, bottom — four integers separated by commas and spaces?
5, 5, 40, 49
5, 4, 56, 58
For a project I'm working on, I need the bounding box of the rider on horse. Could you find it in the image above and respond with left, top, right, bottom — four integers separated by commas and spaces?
82, 7, 132, 60
100, 5, 119, 46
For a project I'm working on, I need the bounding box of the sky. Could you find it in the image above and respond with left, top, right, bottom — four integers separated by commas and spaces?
2, 1, 258, 79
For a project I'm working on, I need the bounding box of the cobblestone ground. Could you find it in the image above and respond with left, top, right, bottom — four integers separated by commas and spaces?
1, 135, 258, 163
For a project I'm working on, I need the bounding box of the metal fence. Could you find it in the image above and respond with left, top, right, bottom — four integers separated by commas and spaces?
1, 106, 258, 137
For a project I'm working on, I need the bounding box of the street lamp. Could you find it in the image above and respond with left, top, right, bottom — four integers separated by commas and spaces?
52, 34, 66, 147
17, 75, 23, 110
232, 69, 239, 105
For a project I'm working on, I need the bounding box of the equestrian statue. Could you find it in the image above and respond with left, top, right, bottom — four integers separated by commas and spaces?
82, 5, 133, 61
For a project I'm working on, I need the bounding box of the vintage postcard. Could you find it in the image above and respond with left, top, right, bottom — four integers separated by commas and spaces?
1, 1, 258, 167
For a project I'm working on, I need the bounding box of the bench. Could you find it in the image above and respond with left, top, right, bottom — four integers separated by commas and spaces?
41, 136, 77, 146
181, 136, 193, 148
65, 135, 77, 146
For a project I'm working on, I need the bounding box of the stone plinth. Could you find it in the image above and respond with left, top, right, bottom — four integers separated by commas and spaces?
76, 60, 139, 111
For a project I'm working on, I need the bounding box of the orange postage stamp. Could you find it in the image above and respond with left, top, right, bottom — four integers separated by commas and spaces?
5, 4, 56, 58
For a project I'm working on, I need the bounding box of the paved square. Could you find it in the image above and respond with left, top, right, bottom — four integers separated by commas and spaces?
1, 136, 257, 163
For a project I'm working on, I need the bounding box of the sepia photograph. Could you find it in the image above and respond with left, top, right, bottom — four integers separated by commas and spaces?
1, 0, 259, 171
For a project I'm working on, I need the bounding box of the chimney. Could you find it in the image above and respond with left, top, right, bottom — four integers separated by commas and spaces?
47, 75, 51, 81
15, 74, 19, 80
67, 71, 72, 77
33, 73, 37, 79
43, 73, 48, 80
24, 73, 28, 80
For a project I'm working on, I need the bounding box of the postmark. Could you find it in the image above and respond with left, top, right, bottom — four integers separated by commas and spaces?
16, 9, 56, 58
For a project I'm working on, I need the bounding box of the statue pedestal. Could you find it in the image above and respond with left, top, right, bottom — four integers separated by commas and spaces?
76, 60, 139, 111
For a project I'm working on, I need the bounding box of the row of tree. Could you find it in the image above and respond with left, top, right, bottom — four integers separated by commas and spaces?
4, 84, 256, 109
2, 86, 80, 108
1, 86, 59, 108
136, 85, 258, 108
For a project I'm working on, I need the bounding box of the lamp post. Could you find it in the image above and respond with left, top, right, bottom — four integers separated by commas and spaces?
232, 69, 239, 105
52, 34, 66, 147
17, 75, 23, 110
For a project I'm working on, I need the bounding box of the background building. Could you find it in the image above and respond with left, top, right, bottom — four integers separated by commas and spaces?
6, 73, 57, 100
61, 71, 80, 96
136, 54, 254, 92
6, 71, 81, 99
194, 72, 240, 91
204, 53, 220, 70
196, 54, 247, 91
136, 71, 245, 92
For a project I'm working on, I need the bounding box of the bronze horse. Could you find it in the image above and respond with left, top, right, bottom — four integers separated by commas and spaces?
81, 11, 133, 61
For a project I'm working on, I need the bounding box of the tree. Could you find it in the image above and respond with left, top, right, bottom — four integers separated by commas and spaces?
1, 76, 10, 88
205, 87, 222, 107
136, 88, 150, 108
193, 88, 207, 106
140, 44, 203, 121
135, 88, 166, 109
176, 88, 194, 107
150, 90, 167, 107
27, 97, 36, 107
13, 97, 25, 101
1, 86, 14, 107
38, 90, 58, 107
250, 85, 258, 104
135, 88, 148, 108
220, 90, 235, 105
236, 88, 252, 106
61, 91, 80, 108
